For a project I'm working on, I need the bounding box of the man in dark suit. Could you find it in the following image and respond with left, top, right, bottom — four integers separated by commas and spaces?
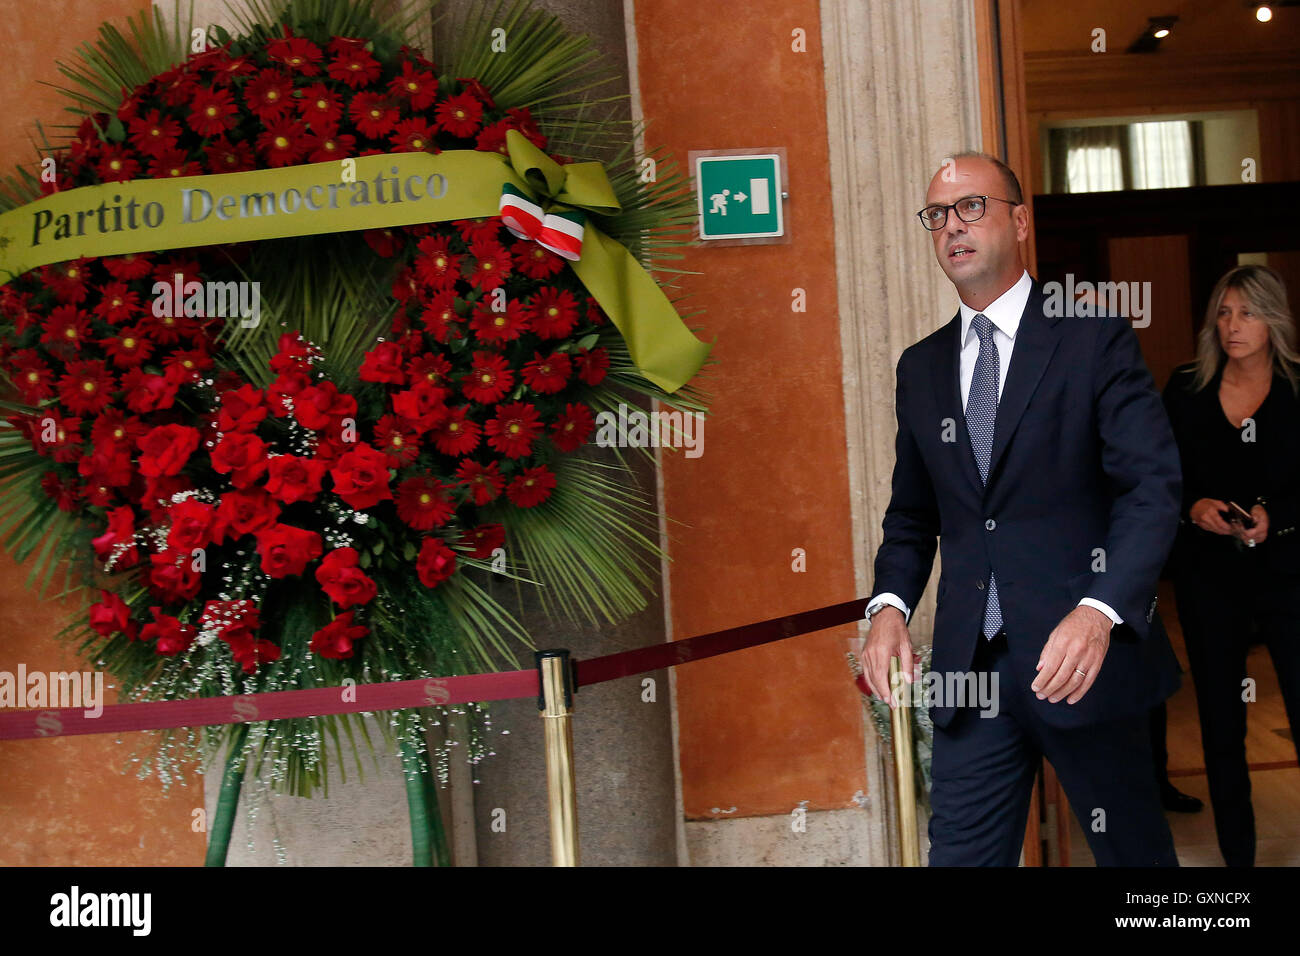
859, 152, 1183, 866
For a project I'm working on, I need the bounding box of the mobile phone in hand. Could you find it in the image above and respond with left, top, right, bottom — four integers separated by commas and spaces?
1225, 501, 1256, 529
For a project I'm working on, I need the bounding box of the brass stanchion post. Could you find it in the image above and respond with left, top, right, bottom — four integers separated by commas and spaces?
536, 649, 579, 866
890, 656, 921, 866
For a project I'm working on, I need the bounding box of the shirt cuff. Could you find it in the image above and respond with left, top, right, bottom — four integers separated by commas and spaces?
1078, 598, 1122, 626
867, 593, 911, 625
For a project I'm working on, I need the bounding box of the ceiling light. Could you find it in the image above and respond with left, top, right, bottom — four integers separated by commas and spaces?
1256, 5, 1273, 21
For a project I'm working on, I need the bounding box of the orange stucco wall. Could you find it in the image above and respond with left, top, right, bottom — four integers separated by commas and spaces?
0, 0, 205, 866
633, 1, 867, 818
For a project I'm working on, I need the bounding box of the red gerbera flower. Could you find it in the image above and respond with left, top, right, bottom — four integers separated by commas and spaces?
102, 252, 154, 281
202, 49, 256, 86
390, 118, 438, 153
267, 35, 323, 75
127, 109, 182, 158
551, 402, 596, 452
573, 346, 610, 386
41, 305, 91, 350
348, 91, 400, 138
461, 351, 514, 404
57, 359, 116, 415
506, 465, 557, 508
463, 522, 506, 560
91, 409, 146, 449
327, 42, 382, 88
41, 259, 92, 304
96, 145, 142, 183
10, 350, 56, 403
455, 459, 504, 505
244, 68, 295, 121
93, 282, 142, 325
188, 86, 239, 136
475, 119, 513, 156
418, 290, 462, 343
485, 401, 543, 458
372, 414, 421, 467
297, 83, 343, 128
431, 405, 481, 456
529, 287, 581, 339
466, 239, 512, 292
456, 218, 504, 245
396, 475, 456, 531
102, 329, 155, 369
458, 78, 497, 108
511, 238, 565, 280
407, 353, 453, 389
163, 348, 214, 385
204, 137, 257, 173
363, 228, 402, 258
257, 118, 310, 166
149, 148, 203, 179
521, 350, 572, 395
435, 92, 483, 138
413, 235, 461, 289
305, 131, 356, 163
469, 297, 529, 343
389, 61, 438, 109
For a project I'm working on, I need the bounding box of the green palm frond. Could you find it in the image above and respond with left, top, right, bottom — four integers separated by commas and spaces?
500, 455, 663, 626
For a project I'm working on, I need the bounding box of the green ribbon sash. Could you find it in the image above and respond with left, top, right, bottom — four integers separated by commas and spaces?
0, 131, 709, 393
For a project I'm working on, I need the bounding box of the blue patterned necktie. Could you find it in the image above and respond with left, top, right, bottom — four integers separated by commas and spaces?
968, 313, 1004, 639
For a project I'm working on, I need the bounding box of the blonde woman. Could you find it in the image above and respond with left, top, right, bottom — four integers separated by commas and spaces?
1162, 264, 1300, 867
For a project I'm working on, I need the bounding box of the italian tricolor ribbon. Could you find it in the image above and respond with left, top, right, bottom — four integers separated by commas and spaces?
498, 184, 585, 261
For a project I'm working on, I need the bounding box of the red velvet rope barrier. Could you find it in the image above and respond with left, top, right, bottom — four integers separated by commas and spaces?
0, 597, 869, 740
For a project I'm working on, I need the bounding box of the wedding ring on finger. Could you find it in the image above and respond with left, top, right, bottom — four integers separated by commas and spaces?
1075, 667, 1087, 677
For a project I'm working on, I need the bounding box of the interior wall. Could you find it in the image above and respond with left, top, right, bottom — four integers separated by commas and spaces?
0, 0, 205, 867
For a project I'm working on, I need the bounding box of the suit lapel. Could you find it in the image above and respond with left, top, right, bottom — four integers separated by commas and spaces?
987, 283, 1064, 481
934, 312, 984, 497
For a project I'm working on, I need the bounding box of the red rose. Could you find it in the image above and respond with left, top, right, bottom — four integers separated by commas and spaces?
416, 537, 457, 588
212, 489, 281, 544
391, 379, 450, 433
137, 424, 201, 478
89, 589, 136, 639
217, 384, 268, 432
140, 606, 197, 655
265, 454, 327, 504
254, 523, 323, 578
148, 550, 203, 603
329, 445, 393, 510
122, 368, 179, 413
200, 599, 261, 637
309, 611, 368, 659
91, 505, 140, 569
359, 341, 408, 385
211, 432, 269, 488
314, 547, 377, 609
225, 631, 282, 673
166, 498, 214, 552
293, 380, 357, 430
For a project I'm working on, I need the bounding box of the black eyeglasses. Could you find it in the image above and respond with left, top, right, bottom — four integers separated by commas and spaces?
916, 195, 1021, 231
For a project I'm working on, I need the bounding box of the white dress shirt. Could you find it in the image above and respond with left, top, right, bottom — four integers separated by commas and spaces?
868, 270, 1122, 628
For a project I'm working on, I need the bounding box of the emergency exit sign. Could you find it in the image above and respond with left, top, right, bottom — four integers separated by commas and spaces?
695, 153, 784, 240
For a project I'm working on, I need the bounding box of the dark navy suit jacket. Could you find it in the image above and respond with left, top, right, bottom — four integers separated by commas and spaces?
871, 280, 1182, 729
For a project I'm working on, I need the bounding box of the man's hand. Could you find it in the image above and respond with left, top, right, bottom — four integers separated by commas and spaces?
1033, 604, 1112, 705
1190, 498, 1234, 535
859, 606, 918, 709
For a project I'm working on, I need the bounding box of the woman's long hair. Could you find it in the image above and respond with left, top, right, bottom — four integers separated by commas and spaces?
1193, 264, 1299, 393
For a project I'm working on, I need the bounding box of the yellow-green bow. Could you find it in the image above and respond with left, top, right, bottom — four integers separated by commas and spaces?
498, 130, 710, 394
